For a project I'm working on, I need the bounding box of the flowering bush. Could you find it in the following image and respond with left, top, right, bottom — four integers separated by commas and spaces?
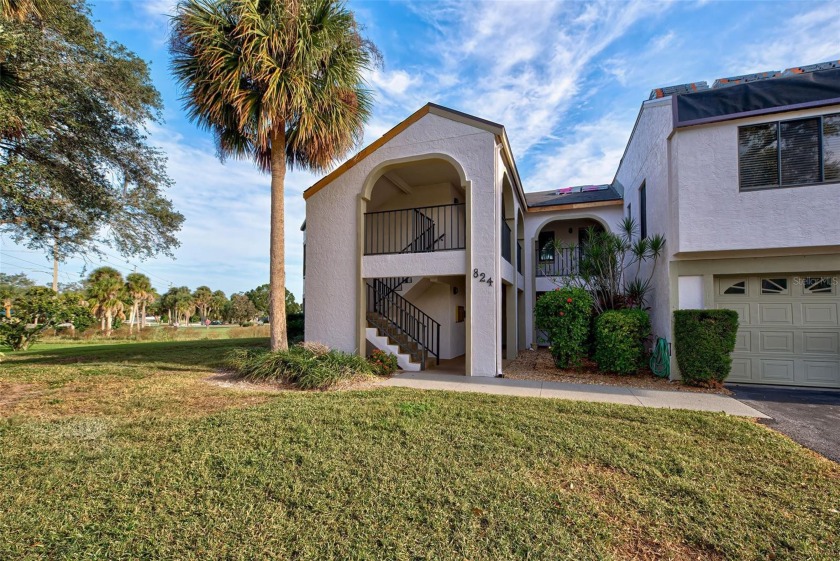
368, 349, 399, 376
534, 287, 594, 368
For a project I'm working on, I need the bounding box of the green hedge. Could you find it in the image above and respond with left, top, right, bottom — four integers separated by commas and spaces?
674, 309, 739, 386
535, 287, 593, 368
593, 309, 651, 374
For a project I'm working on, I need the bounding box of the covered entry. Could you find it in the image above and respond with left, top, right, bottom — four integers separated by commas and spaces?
715, 274, 840, 388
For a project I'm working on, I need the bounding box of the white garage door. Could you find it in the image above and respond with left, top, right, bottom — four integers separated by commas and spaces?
715, 274, 840, 388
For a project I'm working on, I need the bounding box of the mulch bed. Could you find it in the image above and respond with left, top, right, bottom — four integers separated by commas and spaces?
503, 348, 730, 395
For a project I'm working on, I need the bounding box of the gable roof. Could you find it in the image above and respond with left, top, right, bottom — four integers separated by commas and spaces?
302, 103, 505, 201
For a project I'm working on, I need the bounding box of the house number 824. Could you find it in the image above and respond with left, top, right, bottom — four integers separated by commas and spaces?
473, 269, 493, 286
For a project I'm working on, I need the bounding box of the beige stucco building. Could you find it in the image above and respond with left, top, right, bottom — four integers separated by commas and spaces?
304, 62, 840, 388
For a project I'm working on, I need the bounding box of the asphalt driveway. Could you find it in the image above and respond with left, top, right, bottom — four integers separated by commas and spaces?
730, 385, 840, 463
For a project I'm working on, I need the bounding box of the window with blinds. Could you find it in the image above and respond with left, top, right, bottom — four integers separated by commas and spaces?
780, 118, 820, 185
824, 114, 840, 182
738, 113, 840, 190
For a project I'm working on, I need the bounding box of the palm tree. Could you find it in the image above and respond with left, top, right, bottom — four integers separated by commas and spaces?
192, 285, 213, 326
170, 0, 378, 350
0, 0, 54, 21
125, 272, 153, 334
85, 267, 125, 336
140, 289, 158, 329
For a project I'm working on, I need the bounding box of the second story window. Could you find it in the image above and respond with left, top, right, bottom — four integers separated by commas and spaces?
739, 112, 840, 190
639, 182, 647, 239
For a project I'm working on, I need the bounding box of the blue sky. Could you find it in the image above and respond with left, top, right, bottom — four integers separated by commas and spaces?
2, 0, 839, 300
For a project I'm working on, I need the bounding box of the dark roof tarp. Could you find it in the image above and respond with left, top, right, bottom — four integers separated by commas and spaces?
675, 68, 840, 127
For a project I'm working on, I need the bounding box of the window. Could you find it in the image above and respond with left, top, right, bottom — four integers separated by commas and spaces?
739, 112, 840, 190
720, 279, 747, 295
639, 182, 647, 239
538, 231, 555, 262
761, 278, 789, 295
804, 277, 836, 294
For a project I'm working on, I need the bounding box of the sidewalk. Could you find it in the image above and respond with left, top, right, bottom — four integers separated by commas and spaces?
381, 372, 768, 418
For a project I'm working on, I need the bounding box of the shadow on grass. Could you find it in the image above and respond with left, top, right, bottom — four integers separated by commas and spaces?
3, 338, 270, 369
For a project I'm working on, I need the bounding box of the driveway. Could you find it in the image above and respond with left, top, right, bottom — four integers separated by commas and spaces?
730, 385, 840, 463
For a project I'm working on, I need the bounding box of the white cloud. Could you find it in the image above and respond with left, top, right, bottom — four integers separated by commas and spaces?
402, 0, 673, 157
723, 6, 840, 74
526, 112, 636, 190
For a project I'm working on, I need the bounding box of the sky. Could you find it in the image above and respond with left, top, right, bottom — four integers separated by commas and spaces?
2, 0, 839, 300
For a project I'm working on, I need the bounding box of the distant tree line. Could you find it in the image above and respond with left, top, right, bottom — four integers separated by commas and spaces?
0, 270, 303, 350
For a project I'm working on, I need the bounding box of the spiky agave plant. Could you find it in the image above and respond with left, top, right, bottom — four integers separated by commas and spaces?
170, 0, 379, 350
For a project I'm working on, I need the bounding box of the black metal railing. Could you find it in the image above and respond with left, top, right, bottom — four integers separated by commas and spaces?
501, 221, 512, 263
516, 241, 522, 274
535, 245, 582, 277
371, 276, 413, 305
364, 203, 465, 255
367, 279, 440, 368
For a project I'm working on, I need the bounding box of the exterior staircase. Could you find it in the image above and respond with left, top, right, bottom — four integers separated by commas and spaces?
365, 315, 423, 371
365, 278, 441, 371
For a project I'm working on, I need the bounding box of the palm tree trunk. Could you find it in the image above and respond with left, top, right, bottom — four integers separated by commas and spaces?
140, 300, 147, 329
105, 311, 113, 337
129, 302, 137, 334
269, 126, 288, 351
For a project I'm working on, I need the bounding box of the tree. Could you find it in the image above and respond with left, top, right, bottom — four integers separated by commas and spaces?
210, 290, 227, 321
227, 293, 258, 325
85, 267, 125, 336
1, 1, 185, 261
285, 288, 302, 315
0, 272, 35, 318
0, 286, 59, 350
193, 285, 213, 325
170, 0, 378, 350
245, 284, 269, 316
125, 272, 153, 334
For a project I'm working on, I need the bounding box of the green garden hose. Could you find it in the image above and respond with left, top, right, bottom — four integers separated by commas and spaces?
650, 337, 670, 379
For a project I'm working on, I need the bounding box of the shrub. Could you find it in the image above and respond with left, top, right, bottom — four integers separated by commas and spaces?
593, 309, 651, 374
368, 349, 399, 376
287, 313, 305, 343
535, 287, 593, 368
225, 343, 373, 390
674, 309, 739, 386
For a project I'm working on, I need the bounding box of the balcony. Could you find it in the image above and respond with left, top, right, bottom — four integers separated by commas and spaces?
501, 221, 512, 263
364, 203, 466, 256
536, 246, 581, 277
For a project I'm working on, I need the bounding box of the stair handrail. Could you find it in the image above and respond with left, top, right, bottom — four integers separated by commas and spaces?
367, 279, 441, 368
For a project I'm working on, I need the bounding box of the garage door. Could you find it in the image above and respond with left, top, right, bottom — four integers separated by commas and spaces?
714, 275, 840, 388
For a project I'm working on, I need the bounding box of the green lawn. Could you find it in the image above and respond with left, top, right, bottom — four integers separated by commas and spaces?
1, 340, 838, 560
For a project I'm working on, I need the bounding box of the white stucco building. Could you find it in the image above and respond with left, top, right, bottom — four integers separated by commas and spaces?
303, 61, 840, 388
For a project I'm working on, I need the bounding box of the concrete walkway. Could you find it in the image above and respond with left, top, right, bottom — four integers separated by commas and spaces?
381, 372, 768, 418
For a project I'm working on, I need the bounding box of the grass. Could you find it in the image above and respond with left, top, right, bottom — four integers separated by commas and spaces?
1, 339, 839, 560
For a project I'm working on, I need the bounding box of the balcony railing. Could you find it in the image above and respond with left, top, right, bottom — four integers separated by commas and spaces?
501, 221, 512, 263
516, 241, 522, 274
364, 203, 466, 256
536, 245, 581, 277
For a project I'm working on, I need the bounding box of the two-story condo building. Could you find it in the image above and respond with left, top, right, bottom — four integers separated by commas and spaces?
303, 61, 840, 388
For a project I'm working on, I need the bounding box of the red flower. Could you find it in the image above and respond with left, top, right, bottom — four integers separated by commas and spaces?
566, 298, 573, 303
559, 312, 565, 316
